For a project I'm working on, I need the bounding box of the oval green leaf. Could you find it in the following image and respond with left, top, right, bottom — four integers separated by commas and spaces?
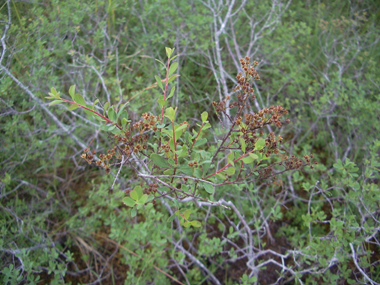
150, 154, 171, 169
123, 197, 136, 207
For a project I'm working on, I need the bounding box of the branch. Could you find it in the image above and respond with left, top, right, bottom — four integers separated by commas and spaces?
0, 0, 11, 66
350, 243, 380, 285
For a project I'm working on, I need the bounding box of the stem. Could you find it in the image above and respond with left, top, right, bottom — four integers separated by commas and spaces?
179, 212, 189, 222
59, 98, 122, 130
211, 89, 250, 163
172, 121, 178, 165
171, 120, 177, 184
190, 123, 204, 150
203, 148, 255, 179
160, 57, 171, 124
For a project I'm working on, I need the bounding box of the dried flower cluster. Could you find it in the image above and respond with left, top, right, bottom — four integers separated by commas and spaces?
144, 183, 158, 195
80, 112, 160, 170
81, 148, 112, 173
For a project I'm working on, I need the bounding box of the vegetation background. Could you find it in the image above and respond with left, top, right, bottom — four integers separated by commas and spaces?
1, 0, 379, 284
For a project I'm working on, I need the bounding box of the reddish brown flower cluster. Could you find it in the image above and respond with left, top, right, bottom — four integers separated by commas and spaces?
243, 105, 289, 129
284, 155, 304, 170
257, 166, 274, 179
233, 56, 259, 94
212, 99, 228, 112
133, 112, 160, 133
81, 148, 111, 173
253, 153, 318, 183
188, 161, 199, 168
81, 112, 162, 173
212, 56, 259, 113
277, 154, 317, 170
144, 183, 158, 195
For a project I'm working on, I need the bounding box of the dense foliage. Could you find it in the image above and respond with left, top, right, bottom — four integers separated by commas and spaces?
1, 0, 379, 284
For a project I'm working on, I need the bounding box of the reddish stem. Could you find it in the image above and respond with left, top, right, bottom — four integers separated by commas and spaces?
179, 212, 189, 222
59, 98, 122, 130
160, 57, 171, 124
170, 121, 178, 184
203, 149, 255, 179
172, 121, 178, 165
190, 123, 204, 151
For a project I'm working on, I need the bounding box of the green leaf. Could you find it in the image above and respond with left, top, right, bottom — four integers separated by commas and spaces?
100, 124, 111, 131
203, 183, 214, 194
155, 75, 163, 90
167, 213, 176, 223
50, 87, 58, 96
201, 111, 208, 123
249, 153, 259, 160
122, 118, 128, 128
137, 194, 148, 205
202, 162, 211, 174
164, 107, 177, 122
74, 93, 86, 106
103, 102, 110, 113
131, 208, 137, 217
157, 99, 166, 107
117, 102, 129, 118
181, 184, 188, 192
179, 165, 193, 176
92, 99, 99, 108
84, 104, 95, 116
168, 62, 178, 76
123, 197, 135, 207
108, 125, 116, 131
120, 110, 129, 120
242, 156, 254, 164
94, 115, 105, 122
202, 123, 211, 130
167, 74, 179, 84
227, 152, 235, 166
161, 128, 171, 138
108, 107, 116, 122
49, 100, 64, 106
240, 137, 246, 153
169, 138, 175, 152
163, 169, 174, 175
183, 209, 192, 220
146, 194, 155, 203
155, 58, 166, 68
170, 54, 179, 62
130, 189, 139, 201
69, 85, 76, 100
134, 185, 143, 199
178, 145, 188, 158
168, 158, 175, 166
47, 88, 60, 98
111, 128, 123, 135
150, 154, 171, 168
224, 167, 235, 175
254, 137, 265, 151
167, 86, 175, 99
165, 47, 174, 58
216, 172, 226, 180
158, 187, 170, 192
194, 168, 202, 178
194, 138, 207, 147
190, 221, 201, 227
175, 123, 187, 133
